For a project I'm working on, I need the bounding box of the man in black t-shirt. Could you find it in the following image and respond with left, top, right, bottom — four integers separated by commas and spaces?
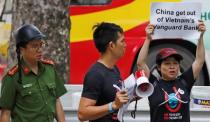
78, 22, 129, 122
137, 21, 206, 122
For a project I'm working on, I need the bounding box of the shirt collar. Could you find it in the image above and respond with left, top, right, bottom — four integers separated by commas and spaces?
21, 58, 45, 75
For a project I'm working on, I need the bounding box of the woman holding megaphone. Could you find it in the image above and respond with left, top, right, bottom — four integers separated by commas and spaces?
137, 21, 206, 122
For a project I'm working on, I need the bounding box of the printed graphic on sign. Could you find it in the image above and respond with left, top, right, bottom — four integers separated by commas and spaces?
150, 2, 201, 39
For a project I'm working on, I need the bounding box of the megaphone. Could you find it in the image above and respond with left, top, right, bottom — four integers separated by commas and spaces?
135, 70, 154, 97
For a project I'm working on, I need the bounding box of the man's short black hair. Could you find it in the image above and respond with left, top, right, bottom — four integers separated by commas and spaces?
92, 22, 123, 53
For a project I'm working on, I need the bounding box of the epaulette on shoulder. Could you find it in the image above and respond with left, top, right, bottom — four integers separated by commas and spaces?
41, 59, 54, 65
8, 65, 18, 76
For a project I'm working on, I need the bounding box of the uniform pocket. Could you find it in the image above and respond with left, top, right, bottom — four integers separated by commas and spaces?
47, 83, 56, 97
19, 87, 40, 104
20, 88, 33, 97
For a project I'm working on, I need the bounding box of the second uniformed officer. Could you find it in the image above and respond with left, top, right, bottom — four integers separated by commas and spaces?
0, 24, 67, 122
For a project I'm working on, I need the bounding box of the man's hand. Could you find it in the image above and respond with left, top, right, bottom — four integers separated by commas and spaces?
112, 90, 129, 110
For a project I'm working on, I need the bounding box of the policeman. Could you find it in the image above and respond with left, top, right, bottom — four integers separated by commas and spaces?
0, 24, 67, 122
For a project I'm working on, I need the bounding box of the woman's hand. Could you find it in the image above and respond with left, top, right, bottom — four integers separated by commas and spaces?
145, 24, 155, 40
198, 20, 206, 36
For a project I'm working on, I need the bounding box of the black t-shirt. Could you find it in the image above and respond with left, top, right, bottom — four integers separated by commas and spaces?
82, 62, 121, 122
148, 67, 195, 122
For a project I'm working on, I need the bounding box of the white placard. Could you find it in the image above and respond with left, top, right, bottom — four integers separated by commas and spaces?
150, 2, 201, 39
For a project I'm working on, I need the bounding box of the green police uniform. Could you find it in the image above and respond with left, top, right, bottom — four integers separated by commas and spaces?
0, 59, 67, 122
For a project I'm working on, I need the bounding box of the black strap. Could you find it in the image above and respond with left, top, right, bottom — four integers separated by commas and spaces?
130, 98, 138, 119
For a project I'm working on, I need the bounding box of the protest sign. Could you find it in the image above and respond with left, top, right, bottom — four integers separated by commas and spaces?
150, 2, 201, 39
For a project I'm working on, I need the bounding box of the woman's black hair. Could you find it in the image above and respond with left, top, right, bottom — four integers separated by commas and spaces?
16, 42, 28, 84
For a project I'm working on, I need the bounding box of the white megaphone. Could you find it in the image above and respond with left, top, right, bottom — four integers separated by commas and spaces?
135, 70, 154, 97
